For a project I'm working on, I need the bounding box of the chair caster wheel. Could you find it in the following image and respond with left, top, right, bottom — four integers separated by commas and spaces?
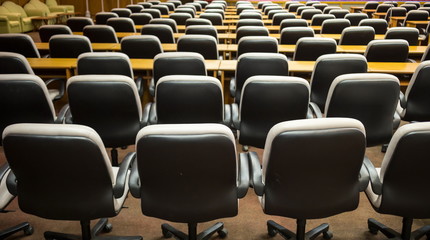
103, 223, 113, 233
323, 230, 333, 239
218, 228, 228, 238
24, 225, 34, 236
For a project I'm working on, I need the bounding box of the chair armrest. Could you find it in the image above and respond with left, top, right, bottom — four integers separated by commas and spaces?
309, 102, 323, 118
393, 110, 401, 131
1, 13, 21, 21
0, 164, 10, 181
141, 102, 152, 127
113, 152, 136, 198
55, 104, 69, 123
223, 104, 232, 126
248, 151, 265, 196
148, 103, 157, 124
6, 170, 17, 196
149, 78, 155, 97
129, 160, 141, 198
399, 91, 406, 108
0, 16, 9, 23
135, 76, 144, 97
359, 163, 369, 191
231, 103, 240, 129
237, 152, 250, 198
50, 6, 67, 12
26, 9, 46, 17
363, 156, 382, 195
229, 77, 236, 97
45, 78, 65, 101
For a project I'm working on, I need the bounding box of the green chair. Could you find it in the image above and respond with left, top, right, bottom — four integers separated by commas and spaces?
0, 1, 34, 33
46, 0, 75, 13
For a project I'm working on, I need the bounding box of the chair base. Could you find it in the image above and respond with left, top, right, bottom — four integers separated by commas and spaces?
368, 218, 430, 240
267, 219, 333, 240
44, 218, 142, 240
0, 222, 33, 239
161, 222, 228, 240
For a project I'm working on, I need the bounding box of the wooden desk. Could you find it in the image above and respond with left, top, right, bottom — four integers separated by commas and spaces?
135, 25, 230, 33
26, 58, 75, 79
223, 19, 272, 25
372, 12, 387, 19
35, 42, 118, 52
31, 16, 58, 31
350, 6, 364, 13
406, 20, 430, 28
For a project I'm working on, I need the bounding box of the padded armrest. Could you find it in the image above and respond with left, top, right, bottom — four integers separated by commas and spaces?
399, 91, 406, 108
149, 78, 155, 97
309, 102, 323, 118
141, 102, 152, 127
248, 151, 264, 196
0, 164, 10, 181
113, 152, 136, 198
231, 103, 240, 129
45, 77, 65, 101
0, 16, 9, 22
223, 104, 232, 126
237, 152, 249, 198
56, 103, 69, 124
6, 170, 17, 196
363, 156, 382, 195
359, 163, 369, 191
129, 160, 141, 198
229, 77, 236, 97
50, 6, 67, 12
26, 9, 46, 17
393, 110, 401, 130
63, 104, 74, 124
1, 13, 21, 21
135, 76, 144, 97
148, 103, 157, 124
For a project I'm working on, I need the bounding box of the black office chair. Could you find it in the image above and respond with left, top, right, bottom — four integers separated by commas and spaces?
248, 117, 368, 240
236, 19, 264, 29
313, 3, 328, 11
385, 27, 419, 46
375, 3, 393, 13
39, 25, 72, 43
288, 3, 305, 12
137, 2, 152, 8
49, 35, 93, 58
344, 13, 368, 26
185, 18, 212, 26
339, 26, 375, 45
363, 1, 379, 10
293, 37, 337, 61
169, 13, 192, 26
231, 53, 289, 103
272, 13, 296, 25
177, 35, 219, 59
144, 75, 230, 125
279, 27, 314, 44
194, 0, 208, 8
280, 19, 309, 29
385, 7, 407, 22
400, 4, 418, 12
160, 2, 175, 11
175, 8, 195, 17
236, 26, 269, 42
111, 8, 132, 17
140, 8, 161, 18
400, 9, 429, 26
186, 2, 201, 12
83, 25, 119, 43
107, 17, 136, 33
310, 13, 335, 26
309, 54, 368, 111
301, 9, 323, 20
0, 33, 40, 58
150, 5, 169, 15
320, 18, 351, 34
364, 122, 430, 240
231, 75, 310, 149
130, 12, 152, 25
329, 9, 350, 18
364, 39, 409, 62
322, 6, 341, 14
126, 4, 144, 13
130, 123, 249, 240
359, 18, 389, 34
95, 12, 119, 25
237, 5, 255, 14
2, 123, 143, 240
237, 36, 278, 57
205, 9, 225, 19
121, 35, 163, 59
199, 13, 223, 25
66, 17, 94, 32
185, 25, 219, 41
150, 18, 178, 33
240, 12, 263, 20
141, 24, 175, 43
296, 6, 314, 16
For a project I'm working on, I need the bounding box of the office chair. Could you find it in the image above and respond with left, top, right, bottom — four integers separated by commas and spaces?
205, 9, 225, 19
185, 25, 219, 42
248, 117, 368, 240
375, 3, 393, 13
160, 2, 175, 11
268, 10, 288, 20
339, 26, 375, 45
385, 27, 420, 46
168, 13, 192, 26
151, 5, 169, 15
309, 54, 368, 111
140, 8, 161, 18
130, 13, 152, 25
364, 39, 409, 62
364, 122, 430, 240
199, 13, 224, 25
359, 18, 389, 34
237, 5, 255, 14
0, 33, 40, 58
279, 27, 314, 44
107, 17, 136, 33
231, 53, 289, 103
320, 18, 351, 34
240, 12, 263, 20
236, 19, 264, 29
186, 2, 201, 12
126, 4, 143, 13
272, 13, 296, 25
385, 7, 407, 23
288, 3, 305, 12
111, 7, 132, 17
237, 36, 278, 57
345, 13, 368, 26
137, 2, 152, 8
296, 6, 314, 16
322, 6, 341, 14
144, 75, 230, 125
39, 25, 72, 42
231, 76, 310, 149
363, 1, 379, 10
400, 4, 418, 12
150, 52, 207, 96
313, 3, 329, 11
83, 25, 119, 43
141, 24, 175, 43
185, 18, 212, 26
66, 17, 94, 32
177, 35, 219, 59
150, 18, 178, 33
130, 123, 249, 240
329, 9, 350, 18
306, 1, 320, 6
293, 37, 337, 61
121, 35, 163, 59
401, 9, 429, 26
310, 14, 335, 26
383, 1, 398, 7
177, 5, 197, 13
49, 35, 93, 58
65, 74, 145, 166
236, 26, 269, 43
301, 9, 323, 20
175, 8, 195, 18
421, 44, 430, 61
194, 0, 208, 8
2, 123, 143, 240
95, 12, 119, 25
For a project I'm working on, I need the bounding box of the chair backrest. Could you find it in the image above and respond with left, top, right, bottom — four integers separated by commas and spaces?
236, 26, 269, 42
234, 53, 289, 103
293, 37, 337, 61
107, 17, 136, 33
329, 9, 350, 18
366, 122, 430, 218
321, 18, 351, 34
154, 75, 224, 124
0, 52, 34, 74
376, 3, 393, 13
261, 118, 366, 219
344, 13, 368, 26
49, 35, 92, 58
0, 34, 40, 58
288, 3, 305, 12
310, 13, 335, 26
272, 13, 295, 25
400, 4, 418, 12
237, 5, 255, 14
236, 19, 264, 29
168, 0, 182, 8
199, 13, 223, 25
67, 75, 142, 147
296, 6, 314, 16
140, 8, 161, 18
66, 17, 94, 32
130, 13, 153, 25
364, 1, 379, 9
280, 26, 314, 44
325, 73, 400, 146
185, 18, 212, 26
2, 123, 119, 220
77, 52, 133, 78
121, 35, 163, 59
237, 36, 278, 57
0, 74, 56, 141
310, 54, 368, 110
383, 1, 398, 7
205, 9, 225, 19
385, 27, 419, 45
177, 35, 219, 59
186, 2, 201, 11
175, 8, 195, 17
268, 10, 288, 19
240, 12, 263, 20
359, 19, 388, 34
151, 5, 169, 15
385, 7, 407, 21
153, 52, 207, 85
126, 4, 144, 13
39, 25, 72, 43
313, 3, 328, 11
168, 13, 192, 26
238, 76, 310, 148
185, 25, 218, 42
95, 12, 119, 25
422, 44, 430, 61
339, 26, 375, 45
404, 9, 428, 21
301, 9, 323, 20
111, 7, 132, 17
365, 39, 409, 62
134, 123, 238, 223
150, 18, 178, 33
83, 25, 119, 43
280, 19, 308, 29
141, 24, 175, 43
138, 2, 152, 8
322, 6, 341, 14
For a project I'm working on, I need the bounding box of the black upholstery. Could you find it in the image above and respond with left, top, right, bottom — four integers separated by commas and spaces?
49, 35, 92, 58
121, 35, 163, 59
39, 25, 72, 43
296, 6, 314, 16
111, 8, 132, 17
185, 18, 212, 26
77, 52, 133, 78
280, 27, 314, 44
385, 27, 419, 45
364, 122, 430, 240
141, 24, 175, 43
237, 5, 255, 14
329, 9, 350, 18
293, 37, 337, 61
386, 7, 407, 22
400, 4, 418, 12
2, 123, 142, 240
199, 13, 223, 25
310, 13, 335, 26
204, 9, 225, 19
272, 13, 296, 25
168, 13, 192, 26
237, 36, 278, 57
83, 25, 119, 43
402, 10, 428, 27
321, 18, 351, 34
339, 26, 375, 45
345, 13, 368, 26
130, 123, 248, 240
363, 2, 379, 10
301, 9, 323, 20
150, 18, 178, 33
248, 117, 367, 240
150, 5, 169, 15
66, 17, 94, 32
365, 39, 409, 62
186, 2, 202, 12
95, 12, 118, 25
313, 3, 328, 11
140, 9, 161, 18
0, 34, 40, 58
421, 44, 430, 61
359, 19, 389, 34
126, 4, 144, 13
130, 13, 153, 25
236, 26, 269, 42
240, 12, 263, 20
236, 19, 264, 28
137, 2, 153, 9
177, 35, 219, 59
175, 8, 195, 17
288, 3, 305, 12
375, 3, 393, 13
322, 6, 341, 14
107, 17, 136, 33
232, 76, 310, 148
280, 19, 308, 29
185, 25, 218, 41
